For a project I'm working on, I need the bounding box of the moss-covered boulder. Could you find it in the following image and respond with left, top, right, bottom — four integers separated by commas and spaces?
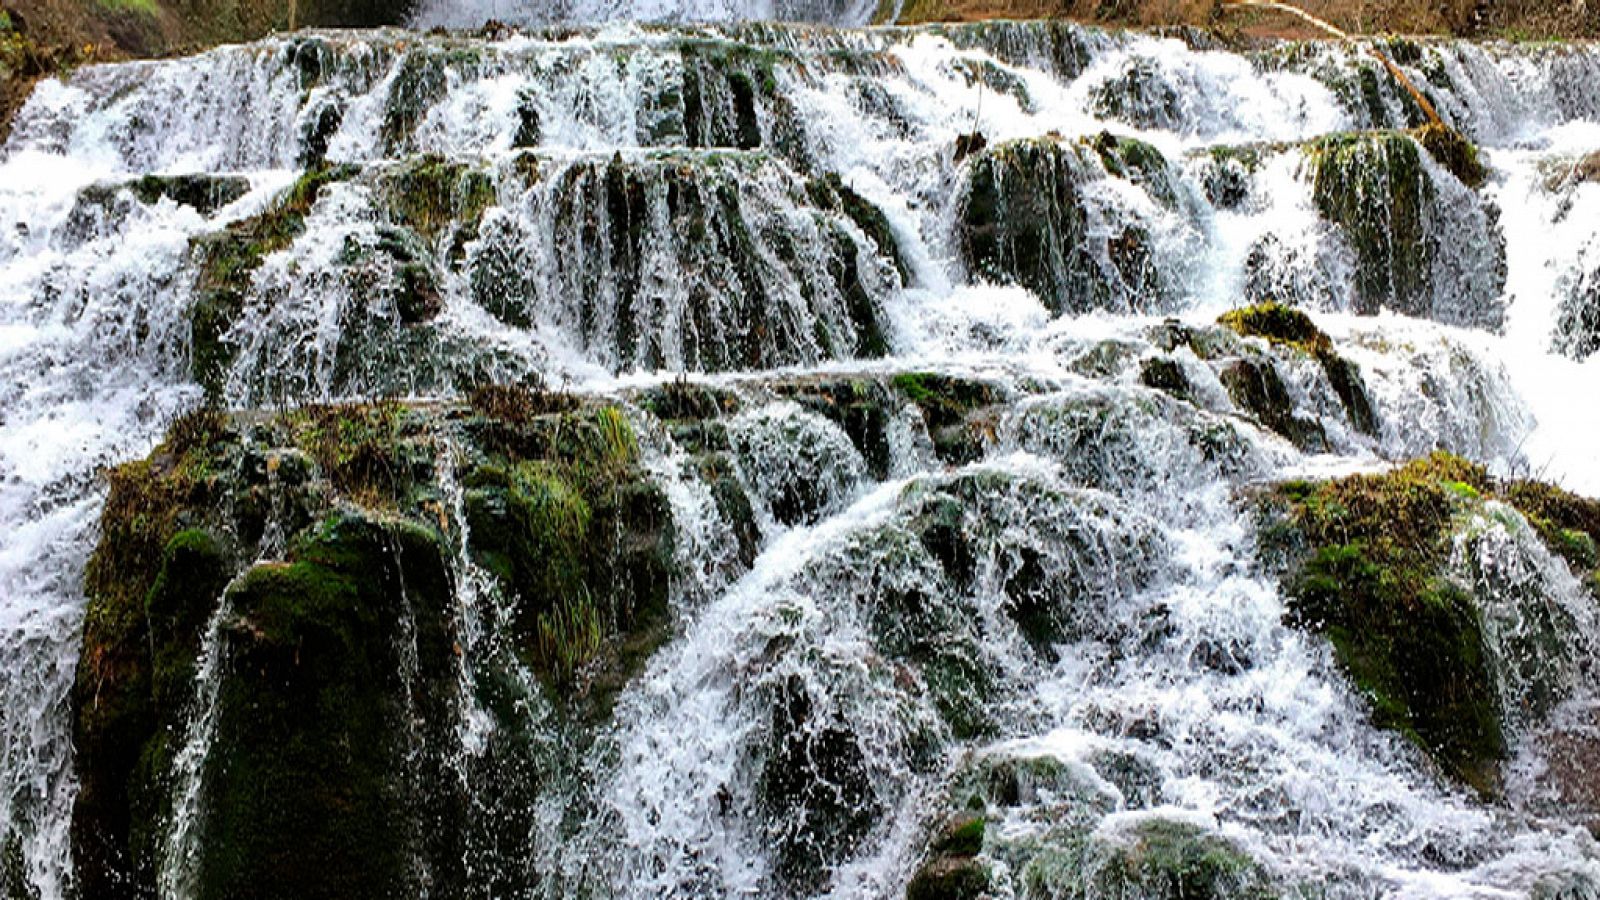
69, 393, 682, 897
70, 411, 241, 900
1260, 454, 1600, 795
1304, 131, 1505, 330
891, 372, 1004, 465
124, 174, 252, 216
1264, 455, 1504, 792
906, 814, 990, 900
461, 401, 676, 703
196, 514, 461, 900
959, 134, 1177, 315
381, 154, 497, 264
1031, 818, 1275, 900
1217, 302, 1378, 438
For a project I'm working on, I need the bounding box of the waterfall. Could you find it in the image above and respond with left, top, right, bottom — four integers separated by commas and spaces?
1, 15, 1599, 899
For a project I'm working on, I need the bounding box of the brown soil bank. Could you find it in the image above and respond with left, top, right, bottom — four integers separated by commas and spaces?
885, 0, 1600, 40
0, 0, 417, 141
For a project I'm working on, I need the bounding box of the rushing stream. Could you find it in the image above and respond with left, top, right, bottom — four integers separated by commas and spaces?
2, 9, 1600, 899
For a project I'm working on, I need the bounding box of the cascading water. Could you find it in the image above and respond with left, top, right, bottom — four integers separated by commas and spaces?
2, 10, 1600, 899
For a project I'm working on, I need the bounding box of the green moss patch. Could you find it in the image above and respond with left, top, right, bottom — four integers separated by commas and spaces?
1266, 453, 1600, 793
382, 155, 496, 261
1218, 302, 1332, 355
279, 399, 424, 507
71, 406, 246, 897
200, 514, 456, 900
1218, 303, 1379, 437
462, 403, 675, 704
892, 372, 1003, 465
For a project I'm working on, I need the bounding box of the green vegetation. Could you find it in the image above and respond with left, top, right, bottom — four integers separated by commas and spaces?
462, 401, 674, 701
70, 396, 684, 895
95, 0, 160, 16
280, 400, 418, 507
383, 155, 496, 261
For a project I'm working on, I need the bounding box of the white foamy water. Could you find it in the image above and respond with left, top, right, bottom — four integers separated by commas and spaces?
0, 16, 1598, 899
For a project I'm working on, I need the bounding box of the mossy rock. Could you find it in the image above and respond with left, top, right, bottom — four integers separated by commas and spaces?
892, 372, 1002, 465
907, 856, 990, 900
1139, 357, 1193, 403
1080, 819, 1274, 900
1269, 454, 1507, 793
1501, 480, 1600, 579
1217, 302, 1378, 436
72, 431, 237, 899
188, 165, 359, 398
774, 377, 895, 479
959, 136, 1169, 315
1307, 132, 1429, 316
462, 405, 676, 704
471, 151, 890, 371
381, 155, 496, 262
807, 172, 911, 285
129, 174, 251, 215
67, 398, 689, 896
1219, 358, 1328, 452
198, 514, 461, 900
1218, 302, 1331, 356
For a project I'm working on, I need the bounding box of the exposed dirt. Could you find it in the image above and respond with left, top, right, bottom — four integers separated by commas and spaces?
890, 0, 1600, 40
4, 0, 1598, 145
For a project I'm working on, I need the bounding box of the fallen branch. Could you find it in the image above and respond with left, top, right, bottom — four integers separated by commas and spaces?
1222, 0, 1445, 128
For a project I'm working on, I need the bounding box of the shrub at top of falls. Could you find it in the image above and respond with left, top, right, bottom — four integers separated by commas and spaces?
959, 132, 1189, 316
1304, 130, 1507, 331
1259, 453, 1600, 796
68, 393, 678, 897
